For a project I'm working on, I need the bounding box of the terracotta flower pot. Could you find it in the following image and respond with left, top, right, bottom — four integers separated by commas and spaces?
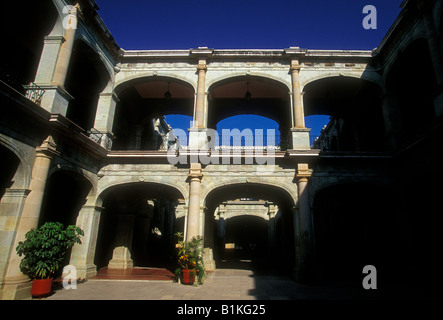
31, 278, 53, 298
181, 269, 196, 285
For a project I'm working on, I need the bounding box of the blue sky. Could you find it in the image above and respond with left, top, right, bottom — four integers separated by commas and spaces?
95, 0, 403, 138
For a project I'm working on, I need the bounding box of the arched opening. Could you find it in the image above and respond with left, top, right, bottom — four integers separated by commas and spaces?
0, 145, 21, 199
65, 40, 110, 132
208, 76, 291, 146
204, 183, 295, 275
37, 169, 92, 274
112, 77, 194, 150
386, 38, 438, 141
223, 215, 269, 269
304, 76, 385, 152
312, 183, 402, 285
215, 115, 281, 148
38, 170, 92, 227
0, 1, 58, 92
94, 182, 185, 271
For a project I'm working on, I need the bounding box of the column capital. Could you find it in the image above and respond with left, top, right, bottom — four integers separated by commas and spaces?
187, 163, 203, 181
295, 163, 312, 181
290, 63, 301, 72
35, 135, 60, 158
197, 61, 208, 72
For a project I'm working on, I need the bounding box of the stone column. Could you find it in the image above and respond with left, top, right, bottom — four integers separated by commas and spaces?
2, 136, 59, 299
290, 60, 311, 150
189, 60, 209, 151
168, 202, 177, 244
291, 61, 304, 128
268, 206, 278, 250
295, 163, 313, 283
69, 204, 103, 279
195, 60, 208, 128
51, 5, 78, 87
186, 163, 203, 241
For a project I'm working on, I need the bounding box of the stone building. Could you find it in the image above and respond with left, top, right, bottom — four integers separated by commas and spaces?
1, 0, 442, 299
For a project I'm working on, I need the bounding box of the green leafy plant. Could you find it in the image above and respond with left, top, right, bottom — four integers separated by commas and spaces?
16, 222, 84, 280
175, 232, 206, 285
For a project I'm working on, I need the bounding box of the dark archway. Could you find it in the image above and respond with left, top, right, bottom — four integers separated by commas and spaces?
0, 144, 21, 199
0, 1, 58, 92
312, 183, 402, 285
204, 183, 295, 275
112, 77, 194, 150
208, 76, 291, 140
304, 76, 385, 152
94, 182, 185, 270
65, 40, 110, 132
386, 38, 438, 141
38, 170, 92, 227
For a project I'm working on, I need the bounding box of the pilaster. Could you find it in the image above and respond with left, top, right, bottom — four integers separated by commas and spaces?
70, 205, 104, 279
1, 136, 59, 299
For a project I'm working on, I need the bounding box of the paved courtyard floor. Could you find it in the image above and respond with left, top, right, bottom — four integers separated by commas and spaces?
42, 268, 428, 301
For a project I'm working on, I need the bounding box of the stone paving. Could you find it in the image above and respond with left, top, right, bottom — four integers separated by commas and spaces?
41, 268, 426, 300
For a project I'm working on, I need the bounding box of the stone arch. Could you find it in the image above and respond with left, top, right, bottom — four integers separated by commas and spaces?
0, 136, 30, 190
114, 73, 196, 96
94, 180, 187, 269
201, 179, 297, 208
207, 73, 291, 93
300, 71, 380, 91
303, 75, 385, 151
385, 37, 438, 139
48, 163, 97, 195
382, 29, 429, 81
203, 180, 297, 273
111, 75, 196, 150
38, 168, 93, 227
207, 74, 292, 135
74, 32, 116, 83
97, 179, 188, 207
64, 39, 112, 131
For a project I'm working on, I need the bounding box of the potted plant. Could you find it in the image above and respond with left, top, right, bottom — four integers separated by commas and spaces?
16, 221, 84, 297
175, 232, 205, 285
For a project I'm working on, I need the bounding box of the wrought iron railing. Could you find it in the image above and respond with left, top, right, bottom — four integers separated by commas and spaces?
23, 82, 45, 106
87, 128, 112, 150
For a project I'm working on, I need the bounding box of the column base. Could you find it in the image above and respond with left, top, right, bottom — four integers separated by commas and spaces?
37, 84, 73, 115
0, 279, 32, 300
291, 128, 311, 150
108, 246, 133, 269
74, 264, 98, 279
203, 248, 216, 271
